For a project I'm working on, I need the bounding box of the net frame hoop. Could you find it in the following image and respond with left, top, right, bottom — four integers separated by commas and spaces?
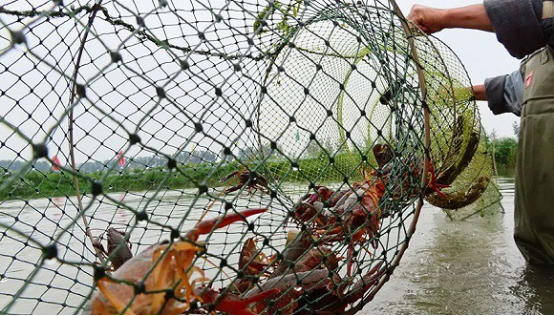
252, 3, 432, 311
356, 1, 431, 309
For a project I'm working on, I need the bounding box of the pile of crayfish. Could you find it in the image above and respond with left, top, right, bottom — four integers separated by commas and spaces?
91, 144, 450, 315
91, 208, 282, 314
224, 148, 447, 314
291, 148, 448, 270
232, 229, 387, 314
89, 208, 385, 314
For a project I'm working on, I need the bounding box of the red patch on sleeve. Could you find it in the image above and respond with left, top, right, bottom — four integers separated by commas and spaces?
525, 71, 534, 89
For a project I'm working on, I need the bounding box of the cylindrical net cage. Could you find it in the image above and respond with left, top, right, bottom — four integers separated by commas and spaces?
0, 0, 496, 314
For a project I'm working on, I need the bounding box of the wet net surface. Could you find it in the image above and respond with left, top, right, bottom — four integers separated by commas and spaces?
0, 0, 498, 314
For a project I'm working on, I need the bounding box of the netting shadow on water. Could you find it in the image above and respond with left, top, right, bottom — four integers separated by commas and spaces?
0, 0, 498, 314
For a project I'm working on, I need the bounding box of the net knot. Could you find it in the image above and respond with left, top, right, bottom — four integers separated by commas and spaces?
93, 266, 105, 281
128, 133, 141, 145
32, 143, 48, 159
42, 244, 58, 260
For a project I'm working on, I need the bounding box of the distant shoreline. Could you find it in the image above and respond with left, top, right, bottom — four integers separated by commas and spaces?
0, 152, 369, 201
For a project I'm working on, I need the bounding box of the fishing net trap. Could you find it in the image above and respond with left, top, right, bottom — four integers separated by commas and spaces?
0, 0, 500, 314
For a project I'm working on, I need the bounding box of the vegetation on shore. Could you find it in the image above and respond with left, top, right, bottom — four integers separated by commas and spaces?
0, 150, 369, 201
0, 163, 236, 200
489, 137, 518, 169
0, 134, 518, 201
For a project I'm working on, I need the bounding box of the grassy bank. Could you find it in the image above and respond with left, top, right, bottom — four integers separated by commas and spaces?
0, 151, 371, 201
0, 136, 518, 202
0, 162, 242, 200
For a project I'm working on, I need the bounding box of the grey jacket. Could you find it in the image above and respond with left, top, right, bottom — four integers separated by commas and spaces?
483, 0, 553, 116
484, 70, 524, 116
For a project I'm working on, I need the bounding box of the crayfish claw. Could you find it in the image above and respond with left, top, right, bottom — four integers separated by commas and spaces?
220, 171, 239, 183
223, 185, 242, 194
428, 182, 450, 198
197, 287, 280, 315
187, 208, 268, 239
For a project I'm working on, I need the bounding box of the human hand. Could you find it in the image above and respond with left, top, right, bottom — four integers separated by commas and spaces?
407, 4, 493, 35
407, 5, 447, 35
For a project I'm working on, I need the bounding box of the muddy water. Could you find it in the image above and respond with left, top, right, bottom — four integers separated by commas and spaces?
0, 184, 300, 314
364, 177, 554, 315
1, 177, 553, 314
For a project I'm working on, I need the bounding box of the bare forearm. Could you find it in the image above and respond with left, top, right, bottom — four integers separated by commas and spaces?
472, 84, 487, 101
442, 4, 494, 32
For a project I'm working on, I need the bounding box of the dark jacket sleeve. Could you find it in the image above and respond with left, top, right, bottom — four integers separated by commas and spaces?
484, 0, 546, 59
484, 75, 509, 115
484, 71, 524, 116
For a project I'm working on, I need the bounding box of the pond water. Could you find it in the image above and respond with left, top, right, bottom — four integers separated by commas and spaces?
0, 185, 294, 314
1, 177, 553, 314
364, 177, 554, 315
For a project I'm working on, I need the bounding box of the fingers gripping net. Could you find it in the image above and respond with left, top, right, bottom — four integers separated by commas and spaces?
0, 0, 491, 314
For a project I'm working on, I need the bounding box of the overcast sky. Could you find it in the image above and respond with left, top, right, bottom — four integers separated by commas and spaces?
0, 0, 521, 165
398, 0, 521, 138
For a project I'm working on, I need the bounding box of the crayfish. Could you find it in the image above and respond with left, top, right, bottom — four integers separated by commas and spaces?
233, 229, 384, 314
221, 170, 269, 194
235, 237, 277, 293
245, 262, 387, 314
92, 227, 133, 271
90, 208, 277, 314
293, 186, 338, 227
229, 227, 385, 314
425, 175, 490, 209
291, 172, 386, 276
424, 131, 491, 209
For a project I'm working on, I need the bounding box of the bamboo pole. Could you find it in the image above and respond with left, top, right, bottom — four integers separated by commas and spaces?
67, 0, 106, 264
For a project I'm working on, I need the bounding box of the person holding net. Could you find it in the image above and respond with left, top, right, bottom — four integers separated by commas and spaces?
408, 0, 554, 265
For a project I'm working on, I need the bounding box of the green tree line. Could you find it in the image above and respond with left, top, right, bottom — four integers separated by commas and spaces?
0, 135, 517, 201
0, 150, 365, 201
489, 137, 518, 169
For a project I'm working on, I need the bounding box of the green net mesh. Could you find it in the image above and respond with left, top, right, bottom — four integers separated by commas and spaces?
0, 0, 499, 314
